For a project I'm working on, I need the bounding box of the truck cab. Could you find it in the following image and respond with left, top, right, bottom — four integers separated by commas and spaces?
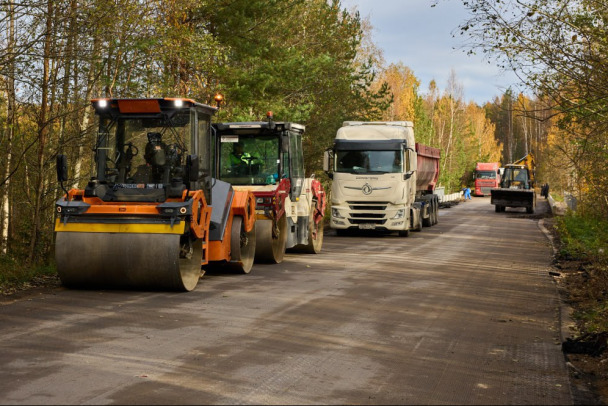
324, 121, 439, 236
474, 162, 500, 196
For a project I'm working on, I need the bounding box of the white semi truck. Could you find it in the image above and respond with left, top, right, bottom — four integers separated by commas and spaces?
323, 121, 440, 236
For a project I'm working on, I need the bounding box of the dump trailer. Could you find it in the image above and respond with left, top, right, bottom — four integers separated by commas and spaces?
473, 162, 500, 196
491, 153, 536, 213
212, 114, 326, 263
54, 98, 257, 292
323, 121, 440, 237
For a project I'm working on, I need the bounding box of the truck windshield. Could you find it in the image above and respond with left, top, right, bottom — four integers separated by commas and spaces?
476, 171, 496, 179
335, 150, 402, 174
218, 135, 280, 185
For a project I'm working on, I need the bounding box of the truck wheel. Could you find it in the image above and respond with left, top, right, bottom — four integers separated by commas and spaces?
526, 207, 534, 214
422, 204, 432, 227
415, 215, 423, 231
398, 229, 410, 237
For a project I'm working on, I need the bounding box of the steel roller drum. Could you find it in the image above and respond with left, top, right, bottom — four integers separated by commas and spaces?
255, 218, 287, 264
55, 232, 202, 291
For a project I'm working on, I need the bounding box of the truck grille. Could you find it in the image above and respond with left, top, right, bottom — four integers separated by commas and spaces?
346, 201, 388, 225
481, 187, 492, 195
348, 201, 388, 211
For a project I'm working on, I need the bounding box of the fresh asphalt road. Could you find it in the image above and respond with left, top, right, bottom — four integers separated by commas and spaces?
0, 197, 572, 405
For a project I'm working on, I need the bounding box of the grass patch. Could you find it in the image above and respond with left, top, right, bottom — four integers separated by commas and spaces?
0, 256, 57, 295
555, 212, 608, 263
555, 212, 608, 335
550, 192, 565, 202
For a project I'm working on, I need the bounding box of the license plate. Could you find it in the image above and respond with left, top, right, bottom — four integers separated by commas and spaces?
359, 223, 376, 230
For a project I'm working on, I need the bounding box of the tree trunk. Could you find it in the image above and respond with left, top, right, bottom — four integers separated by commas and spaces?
2, 1, 16, 255
27, 0, 54, 264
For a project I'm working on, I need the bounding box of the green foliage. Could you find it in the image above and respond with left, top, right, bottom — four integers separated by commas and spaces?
0, 255, 55, 289
555, 212, 608, 263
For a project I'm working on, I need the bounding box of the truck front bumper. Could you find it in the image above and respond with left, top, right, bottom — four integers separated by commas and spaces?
330, 202, 409, 231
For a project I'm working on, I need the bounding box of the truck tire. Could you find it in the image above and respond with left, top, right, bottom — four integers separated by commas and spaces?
415, 215, 423, 231
398, 229, 410, 237
422, 203, 432, 227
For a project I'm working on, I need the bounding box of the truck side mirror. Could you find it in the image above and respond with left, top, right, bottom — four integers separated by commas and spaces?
323, 149, 334, 179
56, 154, 68, 182
403, 171, 414, 180
186, 154, 199, 182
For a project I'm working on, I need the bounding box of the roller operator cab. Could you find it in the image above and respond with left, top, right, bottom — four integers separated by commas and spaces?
323, 121, 440, 237
212, 116, 326, 264
54, 98, 256, 292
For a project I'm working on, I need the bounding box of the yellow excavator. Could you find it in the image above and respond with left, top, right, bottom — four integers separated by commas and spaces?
491, 153, 536, 213
54, 98, 257, 291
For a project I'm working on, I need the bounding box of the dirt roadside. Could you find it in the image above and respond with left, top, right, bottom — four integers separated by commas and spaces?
541, 216, 608, 406
517, 195, 608, 405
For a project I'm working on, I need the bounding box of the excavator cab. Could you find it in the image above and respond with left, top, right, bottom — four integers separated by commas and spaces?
500, 165, 532, 190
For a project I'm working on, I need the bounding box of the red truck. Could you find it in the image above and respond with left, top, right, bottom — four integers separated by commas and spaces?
474, 162, 500, 196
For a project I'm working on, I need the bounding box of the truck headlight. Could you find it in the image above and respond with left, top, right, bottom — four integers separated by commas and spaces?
332, 208, 344, 219
391, 209, 405, 220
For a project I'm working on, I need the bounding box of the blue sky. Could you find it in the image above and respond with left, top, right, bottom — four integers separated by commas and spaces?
341, 0, 521, 104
